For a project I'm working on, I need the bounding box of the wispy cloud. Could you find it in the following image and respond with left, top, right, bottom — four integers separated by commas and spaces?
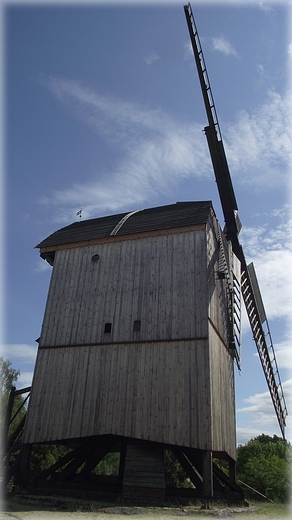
225, 90, 292, 187
184, 41, 192, 60
1, 343, 38, 364
40, 79, 291, 223
237, 378, 292, 437
41, 77, 211, 220
236, 426, 269, 446
212, 36, 238, 56
1, 343, 38, 389
144, 52, 160, 65
240, 205, 292, 323
17, 371, 34, 388
34, 259, 52, 273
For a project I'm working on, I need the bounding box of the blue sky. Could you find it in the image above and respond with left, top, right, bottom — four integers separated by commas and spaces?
2, 0, 292, 446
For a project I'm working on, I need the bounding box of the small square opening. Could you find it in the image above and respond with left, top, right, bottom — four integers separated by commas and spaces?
104, 323, 112, 333
133, 320, 141, 332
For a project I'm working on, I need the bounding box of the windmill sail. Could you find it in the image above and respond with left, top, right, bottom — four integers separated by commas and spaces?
184, 2, 287, 437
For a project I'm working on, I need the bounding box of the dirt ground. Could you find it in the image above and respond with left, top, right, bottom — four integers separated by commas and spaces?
0, 495, 291, 520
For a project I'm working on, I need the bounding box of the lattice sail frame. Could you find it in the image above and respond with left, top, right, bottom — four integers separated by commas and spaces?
184, 2, 287, 436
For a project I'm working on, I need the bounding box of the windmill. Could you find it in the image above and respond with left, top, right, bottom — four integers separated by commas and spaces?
184, 2, 287, 438
4, 4, 287, 503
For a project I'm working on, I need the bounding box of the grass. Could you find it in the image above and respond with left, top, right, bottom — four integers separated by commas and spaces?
246, 501, 291, 517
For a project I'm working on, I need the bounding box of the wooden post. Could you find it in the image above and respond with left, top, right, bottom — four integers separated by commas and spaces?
202, 450, 213, 497
229, 456, 236, 484
16, 444, 32, 487
117, 440, 127, 487
3, 386, 16, 449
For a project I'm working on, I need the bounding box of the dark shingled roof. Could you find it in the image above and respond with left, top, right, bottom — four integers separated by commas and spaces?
37, 201, 213, 249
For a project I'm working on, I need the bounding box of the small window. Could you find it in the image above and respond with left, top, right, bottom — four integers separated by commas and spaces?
104, 323, 112, 333
92, 254, 100, 263
133, 320, 141, 332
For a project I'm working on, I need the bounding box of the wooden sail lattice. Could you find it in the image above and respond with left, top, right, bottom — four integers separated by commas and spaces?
241, 263, 287, 437
184, 2, 288, 437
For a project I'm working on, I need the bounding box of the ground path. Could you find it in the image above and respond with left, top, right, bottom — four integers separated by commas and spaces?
1, 495, 290, 520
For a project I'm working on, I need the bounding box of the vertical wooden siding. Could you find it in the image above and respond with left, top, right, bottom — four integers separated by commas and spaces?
24, 216, 236, 458
39, 228, 208, 347
209, 327, 236, 459
23, 340, 212, 450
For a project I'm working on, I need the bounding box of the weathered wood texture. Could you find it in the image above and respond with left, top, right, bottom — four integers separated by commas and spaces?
122, 444, 165, 500
40, 226, 207, 346
24, 211, 236, 459
39, 227, 208, 346
209, 328, 236, 460
23, 339, 212, 449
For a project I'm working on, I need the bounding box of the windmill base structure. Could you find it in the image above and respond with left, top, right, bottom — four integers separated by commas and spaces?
14, 201, 244, 502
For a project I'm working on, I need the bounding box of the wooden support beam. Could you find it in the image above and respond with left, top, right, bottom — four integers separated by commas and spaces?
5, 414, 27, 461
170, 446, 203, 490
212, 461, 241, 492
117, 440, 127, 487
74, 437, 118, 482
56, 440, 97, 481
16, 444, 32, 486
2, 386, 16, 449
228, 457, 236, 484
202, 450, 213, 497
183, 447, 203, 476
39, 443, 87, 479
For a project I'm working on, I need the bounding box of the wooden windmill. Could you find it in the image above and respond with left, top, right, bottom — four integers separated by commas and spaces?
16, 3, 287, 502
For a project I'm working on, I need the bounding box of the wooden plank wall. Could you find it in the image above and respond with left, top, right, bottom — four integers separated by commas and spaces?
122, 444, 166, 500
23, 339, 212, 450
24, 216, 236, 458
39, 228, 208, 347
209, 327, 236, 460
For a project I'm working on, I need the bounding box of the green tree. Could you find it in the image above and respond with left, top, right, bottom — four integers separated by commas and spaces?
0, 357, 26, 437
237, 434, 291, 503
0, 356, 20, 393
164, 450, 193, 488
29, 443, 71, 478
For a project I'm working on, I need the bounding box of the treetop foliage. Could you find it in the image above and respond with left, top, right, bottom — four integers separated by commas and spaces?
0, 356, 20, 394
237, 434, 291, 503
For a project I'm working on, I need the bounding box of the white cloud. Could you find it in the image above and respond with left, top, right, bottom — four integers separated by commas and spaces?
212, 36, 238, 57
236, 427, 269, 446
184, 42, 192, 60
17, 371, 34, 388
41, 77, 211, 219
1, 344, 38, 389
237, 378, 292, 441
34, 259, 52, 273
225, 90, 292, 187
273, 338, 292, 370
1, 343, 38, 364
40, 79, 291, 221
240, 205, 292, 322
144, 52, 159, 65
